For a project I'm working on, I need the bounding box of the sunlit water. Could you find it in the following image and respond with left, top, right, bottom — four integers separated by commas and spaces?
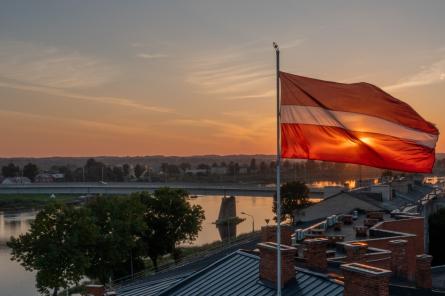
0, 211, 39, 296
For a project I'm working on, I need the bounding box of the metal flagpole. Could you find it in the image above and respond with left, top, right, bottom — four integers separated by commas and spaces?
273, 41, 282, 296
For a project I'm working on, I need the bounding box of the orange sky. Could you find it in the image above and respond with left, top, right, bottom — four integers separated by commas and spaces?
0, 1, 444, 157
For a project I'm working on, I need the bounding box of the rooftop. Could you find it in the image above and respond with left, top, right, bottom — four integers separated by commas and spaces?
117, 250, 343, 296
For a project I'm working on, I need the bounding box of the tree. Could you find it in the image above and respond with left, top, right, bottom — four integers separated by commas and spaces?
136, 188, 205, 270
2, 163, 20, 177
123, 164, 130, 179
179, 162, 191, 172
23, 163, 39, 182
85, 196, 146, 283
273, 181, 311, 224
259, 161, 268, 173
249, 158, 257, 172
84, 158, 105, 182
134, 164, 145, 180
8, 203, 96, 296
112, 166, 124, 182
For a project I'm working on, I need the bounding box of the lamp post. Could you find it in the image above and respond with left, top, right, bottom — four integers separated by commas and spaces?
241, 212, 255, 233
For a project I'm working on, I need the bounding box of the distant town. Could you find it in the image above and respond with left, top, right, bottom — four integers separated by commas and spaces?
2, 154, 445, 186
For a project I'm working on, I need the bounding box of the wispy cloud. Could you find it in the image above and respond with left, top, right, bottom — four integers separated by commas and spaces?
0, 40, 173, 114
185, 39, 303, 100
385, 57, 445, 91
137, 53, 169, 59
0, 109, 145, 135
0, 40, 116, 89
185, 47, 272, 99
0, 81, 173, 113
166, 112, 275, 142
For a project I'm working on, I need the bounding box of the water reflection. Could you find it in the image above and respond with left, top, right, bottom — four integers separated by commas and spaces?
187, 195, 274, 245
0, 211, 39, 296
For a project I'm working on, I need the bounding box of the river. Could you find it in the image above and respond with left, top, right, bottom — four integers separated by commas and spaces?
0, 195, 279, 295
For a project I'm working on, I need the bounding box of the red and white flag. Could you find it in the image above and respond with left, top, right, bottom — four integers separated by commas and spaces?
280, 72, 439, 173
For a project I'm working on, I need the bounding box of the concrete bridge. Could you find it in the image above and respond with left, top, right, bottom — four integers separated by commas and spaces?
0, 182, 324, 198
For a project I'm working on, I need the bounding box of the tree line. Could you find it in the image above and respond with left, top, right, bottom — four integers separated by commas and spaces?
7, 188, 205, 296
2, 157, 391, 184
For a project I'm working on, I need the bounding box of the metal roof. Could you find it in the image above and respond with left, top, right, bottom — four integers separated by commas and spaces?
116, 273, 190, 296
156, 251, 343, 296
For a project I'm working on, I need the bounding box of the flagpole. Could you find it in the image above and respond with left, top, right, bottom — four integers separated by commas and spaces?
273, 41, 282, 296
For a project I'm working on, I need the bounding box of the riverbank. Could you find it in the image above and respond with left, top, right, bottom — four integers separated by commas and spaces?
0, 194, 79, 211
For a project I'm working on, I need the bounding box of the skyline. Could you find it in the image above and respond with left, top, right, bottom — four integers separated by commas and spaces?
1, 1, 444, 157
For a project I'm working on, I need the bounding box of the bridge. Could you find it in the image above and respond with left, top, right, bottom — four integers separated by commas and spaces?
0, 182, 324, 198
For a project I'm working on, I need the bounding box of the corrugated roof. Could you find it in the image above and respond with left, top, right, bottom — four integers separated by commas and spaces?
156, 251, 343, 296
116, 273, 190, 296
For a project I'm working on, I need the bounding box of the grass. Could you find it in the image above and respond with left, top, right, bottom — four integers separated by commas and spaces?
0, 194, 79, 211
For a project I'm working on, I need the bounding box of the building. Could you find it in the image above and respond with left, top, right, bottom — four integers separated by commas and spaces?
184, 169, 208, 176
35, 173, 54, 183
116, 246, 344, 296
1, 177, 31, 184
296, 182, 435, 224
210, 166, 228, 175
110, 212, 442, 296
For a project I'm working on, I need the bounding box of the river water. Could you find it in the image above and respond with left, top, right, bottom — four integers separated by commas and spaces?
0, 195, 279, 295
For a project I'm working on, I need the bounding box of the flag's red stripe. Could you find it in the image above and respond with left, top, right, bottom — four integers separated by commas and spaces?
280, 72, 438, 135
281, 123, 435, 173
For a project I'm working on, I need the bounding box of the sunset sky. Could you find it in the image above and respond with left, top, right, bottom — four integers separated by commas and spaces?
0, 0, 444, 157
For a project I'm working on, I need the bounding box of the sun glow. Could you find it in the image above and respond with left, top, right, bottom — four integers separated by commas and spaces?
359, 137, 373, 145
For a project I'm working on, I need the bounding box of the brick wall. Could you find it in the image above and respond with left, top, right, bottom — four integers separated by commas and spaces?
258, 242, 297, 286
261, 225, 293, 246
375, 217, 424, 254
341, 263, 391, 296
364, 235, 417, 281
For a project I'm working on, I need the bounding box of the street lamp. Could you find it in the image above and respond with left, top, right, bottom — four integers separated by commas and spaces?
241, 212, 255, 233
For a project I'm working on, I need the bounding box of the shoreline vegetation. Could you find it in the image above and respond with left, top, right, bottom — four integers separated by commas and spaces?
0, 194, 79, 211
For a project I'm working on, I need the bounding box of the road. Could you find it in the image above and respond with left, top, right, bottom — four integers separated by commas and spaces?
0, 182, 324, 197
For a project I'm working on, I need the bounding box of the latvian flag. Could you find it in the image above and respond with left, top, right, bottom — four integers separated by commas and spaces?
280, 72, 439, 173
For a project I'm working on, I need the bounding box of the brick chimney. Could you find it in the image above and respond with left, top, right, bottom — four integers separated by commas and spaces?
416, 254, 432, 289
344, 242, 368, 263
341, 263, 391, 296
388, 239, 408, 279
258, 242, 297, 287
261, 225, 293, 246
304, 238, 328, 271
85, 284, 105, 296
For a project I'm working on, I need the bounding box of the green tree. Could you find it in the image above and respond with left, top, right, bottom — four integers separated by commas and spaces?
8, 203, 96, 296
249, 158, 257, 172
179, 162, 191, 172
84, 158, 105, 182
123, 164, 130, 178
2, 162, 20, 177
273, 181, 311, 223
85, 196, 146, 283
136, 188, 205, 269
134, 164, 145, 180
23, 163, 39, 182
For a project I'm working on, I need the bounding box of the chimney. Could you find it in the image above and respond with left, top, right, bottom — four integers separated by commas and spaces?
258, 242, 297, 287
344, 242, 368, 263
388, 239, 408, 279
261, 225, 293, 246
85, 284, 105, 296
341, 263, 391, 296
416, 254, 432, 289
304, 238, 328, 271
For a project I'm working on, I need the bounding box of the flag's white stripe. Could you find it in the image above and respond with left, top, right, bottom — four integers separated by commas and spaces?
281, 105, 438, 149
